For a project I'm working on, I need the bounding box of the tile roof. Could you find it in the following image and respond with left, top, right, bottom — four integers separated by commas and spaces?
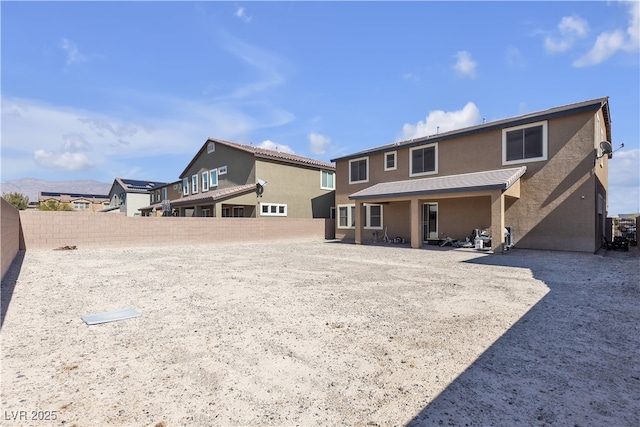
332, 97, 610, 162
169, 183, 258, 208
38, 191, 109, 203
115, 178, 168, 193
349, 166, 527, 200
180, 138, 335, 178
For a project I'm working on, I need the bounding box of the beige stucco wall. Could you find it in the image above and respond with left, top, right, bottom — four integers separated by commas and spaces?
335, 109, 608, 252
18, 210, 334, 250
1, 198, 22, 280
255, 160, 334, 218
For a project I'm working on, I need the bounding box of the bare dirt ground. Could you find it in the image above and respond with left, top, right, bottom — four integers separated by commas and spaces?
1, 240, 638, 427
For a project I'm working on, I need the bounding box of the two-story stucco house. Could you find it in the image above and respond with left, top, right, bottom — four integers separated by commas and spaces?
38, 191, 110, 212
139, 181, 183, 216
106, 178, 168, 217
172, 137, 336, 218
331, 97, 613, 253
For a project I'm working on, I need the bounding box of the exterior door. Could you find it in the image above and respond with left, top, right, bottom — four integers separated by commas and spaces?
423, 203, 438, 241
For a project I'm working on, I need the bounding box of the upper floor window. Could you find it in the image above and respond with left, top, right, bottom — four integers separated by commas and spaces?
162, 187, 168, 201
384, 151, 397, 171
502, 120, 548, 165
156, 190, 160, 201
349, 157, 369, 184
202, 172, 209, 192
321, 170, 335, 190
207, 141, 215, 154
210, 169, 218, 187
182, 178, 189, 196
410, 143, 438, 177
192, 174, 198, 194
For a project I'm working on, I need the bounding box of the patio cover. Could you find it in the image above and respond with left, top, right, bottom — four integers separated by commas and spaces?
170, 183, 257, 207
349, 166, 526, 200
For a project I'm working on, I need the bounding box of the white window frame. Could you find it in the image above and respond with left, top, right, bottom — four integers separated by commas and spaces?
321, 170, 335, 190
364, 204, 383, 229
260, 203, 288, 217
337, 204, 356, 229
210, 169, 218, 187
162, 187, 168, 200
219, 165, 227, 175
349, 157, 369, 184
182, 178, 189, 196
192, 174, 198, 194
384, 151, 397, 171
410, 143, 438, 177
202, 172, 209, 192
502, 120, 548, 165
207, 141, 215, 154
156, 190, 160, 201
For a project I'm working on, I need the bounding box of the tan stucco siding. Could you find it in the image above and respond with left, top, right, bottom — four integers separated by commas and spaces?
255, 160, 334, 218
335, 108, 608, 252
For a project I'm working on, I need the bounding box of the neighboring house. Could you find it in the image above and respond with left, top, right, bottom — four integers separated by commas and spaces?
172, 138, 336, 218
139, 181, 183, 216
331, 97, 613, 253
106, 178, 168, 217
38, 191, 110, 212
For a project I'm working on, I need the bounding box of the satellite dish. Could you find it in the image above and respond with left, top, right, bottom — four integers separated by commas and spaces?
600, 141, 613, 155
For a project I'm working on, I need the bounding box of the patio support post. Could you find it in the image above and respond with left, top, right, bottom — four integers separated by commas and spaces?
354, 201, 363, 245
491, 191, 505, 254
410, 197, 420, 249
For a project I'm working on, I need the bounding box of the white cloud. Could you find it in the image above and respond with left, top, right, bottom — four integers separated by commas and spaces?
235, 6, 252, 23
258, 140, 295, 154
1, 95, 294, 178
506, 46, 526, 68
34, 150, 94, 171
402, 72, 420, 81
453, 51, 477, 79
608, 148, 640, 214
544, 15, 590, 53
399, 102, 481, 141
573, 2, 639, 67
59, 38, 86, 65
308, 133, 331, 155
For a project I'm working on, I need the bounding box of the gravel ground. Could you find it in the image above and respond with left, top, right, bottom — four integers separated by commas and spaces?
1, 240, 638, 426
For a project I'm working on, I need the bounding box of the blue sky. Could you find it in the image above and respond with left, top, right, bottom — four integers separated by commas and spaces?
1, 1, 639, 214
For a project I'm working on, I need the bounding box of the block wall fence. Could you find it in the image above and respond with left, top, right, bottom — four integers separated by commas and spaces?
1, 199, 21, 280
1, 209, 335, 279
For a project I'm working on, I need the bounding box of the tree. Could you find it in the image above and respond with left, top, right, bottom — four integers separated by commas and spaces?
2, 192, 29, 210
39, 200, 73, 211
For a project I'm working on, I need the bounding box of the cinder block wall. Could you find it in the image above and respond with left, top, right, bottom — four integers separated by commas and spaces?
1, 198, 21, 280
18, 210, 335, 250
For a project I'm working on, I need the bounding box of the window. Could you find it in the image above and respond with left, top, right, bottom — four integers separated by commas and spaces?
338, 204, 356, 229
73, 202, 90, 210
349, 157, 369, 184
182, 178, 189, 196
150, 192, 154, 203
260, 203, 287, 217
384, 151, 397, 171
502, 121, 548, 165
233, 207, 244, 217
202, 172, 209, 192
364, 204, 383, 229
210, 169, 218, 187
321, 170, 335, 190
156, 190, 160, 201
192, 174, 198, 194
410, 144, 437, 177
207, 141, 215, 154
219, 165, 227, 175
162, 188, 168, 201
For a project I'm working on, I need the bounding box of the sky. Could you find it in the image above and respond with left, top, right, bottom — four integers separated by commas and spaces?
1, 1, 639, 214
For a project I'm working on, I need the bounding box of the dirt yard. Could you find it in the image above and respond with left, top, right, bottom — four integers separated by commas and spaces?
1, 240, 638, 426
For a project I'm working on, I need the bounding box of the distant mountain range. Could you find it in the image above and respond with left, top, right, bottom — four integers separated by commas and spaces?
0, 178, 112, 204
